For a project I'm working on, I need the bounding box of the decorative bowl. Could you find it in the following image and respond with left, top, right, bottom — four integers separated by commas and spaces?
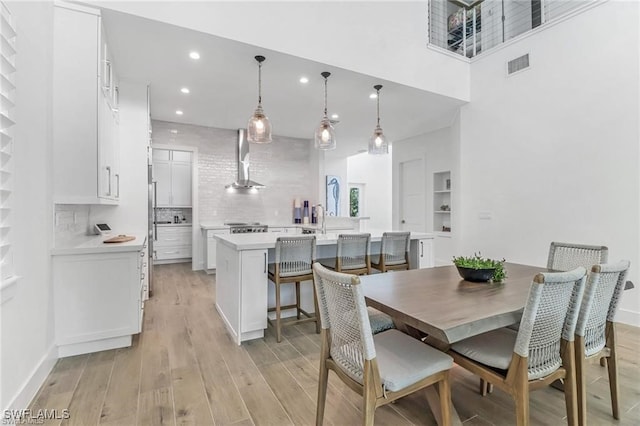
456, 266, 496, 282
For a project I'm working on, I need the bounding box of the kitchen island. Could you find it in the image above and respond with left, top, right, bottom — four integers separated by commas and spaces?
214, 231, 434, 344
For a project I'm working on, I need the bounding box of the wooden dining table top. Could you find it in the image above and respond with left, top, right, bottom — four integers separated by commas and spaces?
362, 263, 549, 345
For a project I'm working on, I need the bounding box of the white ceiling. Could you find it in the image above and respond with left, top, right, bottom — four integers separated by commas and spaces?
101, 9, 466, 157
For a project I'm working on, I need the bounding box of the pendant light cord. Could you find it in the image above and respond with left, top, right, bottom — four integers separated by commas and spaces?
257, 61, 262, 106
323, 76, 328, 118
376, 88, 381, 127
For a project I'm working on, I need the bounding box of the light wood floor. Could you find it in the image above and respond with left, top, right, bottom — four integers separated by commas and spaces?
30, 263, 640, 425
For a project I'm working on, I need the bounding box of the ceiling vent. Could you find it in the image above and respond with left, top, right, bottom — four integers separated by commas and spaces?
507, 54, 530, 75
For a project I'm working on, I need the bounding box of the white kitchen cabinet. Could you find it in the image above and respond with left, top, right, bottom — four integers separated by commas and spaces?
52, 2, 120, 204
215, 242, 268, 344
155, 225, 192, 262
53, 243, 146, 357
153, 149, 192, 207
206, 228, 230, 270
410, 237, 434, 269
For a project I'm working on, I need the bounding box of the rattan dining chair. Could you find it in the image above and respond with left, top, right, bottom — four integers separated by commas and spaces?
371, 232, 411, 273
575, 260, 630, 424
312, 263, 454, 426
450, 267, 587, 426
547, 242, 608, 271
268, 236, 319, 343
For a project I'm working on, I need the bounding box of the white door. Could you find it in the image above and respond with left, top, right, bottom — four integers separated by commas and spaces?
400, 159, 425, 232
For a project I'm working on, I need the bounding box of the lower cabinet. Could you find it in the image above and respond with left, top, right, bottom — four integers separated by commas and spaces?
411, 238, 435, 269
53, 245, 146, 357
206, 228, 230, 270
155, 225, 192, 262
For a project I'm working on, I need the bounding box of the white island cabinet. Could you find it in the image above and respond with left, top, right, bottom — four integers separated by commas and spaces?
52, 234, 147, 357
214, 231, 434, 345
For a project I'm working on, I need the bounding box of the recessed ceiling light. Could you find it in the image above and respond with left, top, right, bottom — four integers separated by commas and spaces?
331, 113, 339, 119
369, 93, 378, 99
175, 110, 183, 115
180, 87, 190, 94
189, 51, 200, 60
299, 76, 309, 84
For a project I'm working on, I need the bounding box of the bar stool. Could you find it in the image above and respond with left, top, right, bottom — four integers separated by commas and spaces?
371, 232, 411, 273
268, 236, 320, 343
320, 233, 371, 275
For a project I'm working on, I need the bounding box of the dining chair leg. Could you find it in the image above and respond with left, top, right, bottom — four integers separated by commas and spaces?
295, 281, 301, 320
275, 283, 282, 343
513, 368, 530, 426
606, 322, 620, 419
575, 337, 587, 426
479, 379, 488, 396
600, 357, 607, 367
563, 341, 579, 426
312, 281, 321, 334
362, 381, 376, 426
316, 332, 330, 426
438, 372, 452, 426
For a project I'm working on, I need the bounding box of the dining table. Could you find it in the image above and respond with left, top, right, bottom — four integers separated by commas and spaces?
361, 262, 550, 425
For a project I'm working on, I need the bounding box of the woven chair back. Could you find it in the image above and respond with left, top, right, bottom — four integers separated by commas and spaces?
312, 263, 375, 384
576, 260, 630, 356
380, 232, 410, 266
275, 236, 316, 277
547, 242, 608, 271
337, 233, 371, 271
514, 267, 586, 379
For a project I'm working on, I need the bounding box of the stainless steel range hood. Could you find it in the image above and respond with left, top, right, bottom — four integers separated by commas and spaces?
226, 128, 265, 190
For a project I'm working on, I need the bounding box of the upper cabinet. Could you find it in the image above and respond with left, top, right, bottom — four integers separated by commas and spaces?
153, 149, 192, 207
52, 2, 120, 204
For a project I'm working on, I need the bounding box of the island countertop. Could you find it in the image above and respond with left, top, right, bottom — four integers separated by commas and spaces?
214, 231, 434, 251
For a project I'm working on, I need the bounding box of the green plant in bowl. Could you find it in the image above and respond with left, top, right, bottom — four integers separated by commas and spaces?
452, 253, 506, 282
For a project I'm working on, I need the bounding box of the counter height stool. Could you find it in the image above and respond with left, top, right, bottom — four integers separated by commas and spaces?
268, 236, 320, 343
371, 232, 411, 273
319, 233, 371, 275
575, 260, 630, 424
312, 263, 454, 426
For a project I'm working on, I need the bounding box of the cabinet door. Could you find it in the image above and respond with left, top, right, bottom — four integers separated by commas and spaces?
171, 150, 191, 163
207, 229, 229, 269
153, 161, 171, 206
171, 162, 192, 206
241, 250, 268, 333
418, 239, 434, 268
97, 95, 113, 199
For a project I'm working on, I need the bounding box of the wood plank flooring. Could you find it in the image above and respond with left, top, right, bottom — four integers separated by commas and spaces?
30, 263, 640, 425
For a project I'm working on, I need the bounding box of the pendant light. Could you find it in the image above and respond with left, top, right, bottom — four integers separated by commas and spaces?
368, 84, 389, 155
314, 71, 337, 150
247, 55, 272, 143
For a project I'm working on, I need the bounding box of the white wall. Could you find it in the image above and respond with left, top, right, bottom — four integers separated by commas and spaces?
347, 152, 392, 231
91, 1, 470, 101
459, 1, 640, 325
1, 1, 57, 412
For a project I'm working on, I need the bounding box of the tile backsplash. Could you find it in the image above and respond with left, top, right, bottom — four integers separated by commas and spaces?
152, 120, 318, 224
155, 208, 192, 224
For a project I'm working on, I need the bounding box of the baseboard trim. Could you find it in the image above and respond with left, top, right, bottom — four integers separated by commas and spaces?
3, 344, 57, 414
616, 309, 640, 327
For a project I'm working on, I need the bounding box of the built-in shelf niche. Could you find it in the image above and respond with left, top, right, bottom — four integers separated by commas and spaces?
433, 171, 451, 233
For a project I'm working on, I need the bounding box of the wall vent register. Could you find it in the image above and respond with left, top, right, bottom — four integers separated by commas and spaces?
507, 53, 530, 75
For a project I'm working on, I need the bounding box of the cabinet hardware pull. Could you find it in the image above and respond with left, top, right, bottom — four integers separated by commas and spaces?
106, 166, 112, 196
420, 241, 424, 257
115, 173, 120, 198
264, 252, 267, 273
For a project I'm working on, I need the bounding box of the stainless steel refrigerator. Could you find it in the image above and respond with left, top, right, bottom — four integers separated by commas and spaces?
147, 146, 155, 297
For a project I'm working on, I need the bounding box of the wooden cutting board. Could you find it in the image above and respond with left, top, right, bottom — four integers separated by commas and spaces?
103, 235, 136, 243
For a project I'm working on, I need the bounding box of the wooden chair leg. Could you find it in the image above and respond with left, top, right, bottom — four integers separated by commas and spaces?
312, 281, 321, 334
295, 281, 301, 319
606, 322, 620, 419
563, 341, 579, 426
479, 379, 488, 396
600, 357, 607, 367
316, 356, 329, 426
275, 283, 282, 343
575, 338, 587, 426
438, 372, 452, 426
363, 383, 376, 426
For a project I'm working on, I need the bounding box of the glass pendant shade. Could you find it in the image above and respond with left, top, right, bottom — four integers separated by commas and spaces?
314, 72, 336, 150
314, 117, 337, 150
368, 125, 389, 154
247, 55, 272, 143
368, 84, 389, 155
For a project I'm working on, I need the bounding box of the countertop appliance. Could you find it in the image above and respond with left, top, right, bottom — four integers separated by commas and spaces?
225, 222, 269, 233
